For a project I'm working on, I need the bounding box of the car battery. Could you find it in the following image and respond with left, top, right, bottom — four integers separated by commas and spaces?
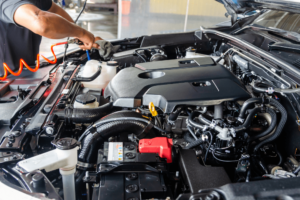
97, 142, 162, 164
93, 142, 170, 200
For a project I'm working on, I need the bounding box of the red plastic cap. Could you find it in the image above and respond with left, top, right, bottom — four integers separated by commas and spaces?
139, 137, 173, 163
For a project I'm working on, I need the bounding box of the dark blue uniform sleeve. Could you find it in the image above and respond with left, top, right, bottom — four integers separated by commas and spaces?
0, 0, 52, 25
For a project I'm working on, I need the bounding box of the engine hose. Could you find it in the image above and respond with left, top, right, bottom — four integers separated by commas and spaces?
253, 81, 300, 94
65, 102, 113, 123
198, 108, 260, 134
254, 99, 287, 152
183, 131, 196, 143
187, 111, 205, 130
184, 137, 204, 149
168, 106, 186, 123
79, 111, 157, 163
72, 68, 101, 82
258, 160, 269, 174
293, 166, 300, 175
234, 107, 262, 133
198, 114, 211, 126
187, 125, 198, 140
238, 98, 265, 120
248, 107, 277, 142
78, 115, 166, 142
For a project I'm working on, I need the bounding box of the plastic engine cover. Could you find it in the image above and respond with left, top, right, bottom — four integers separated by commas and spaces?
104, 57, 251, 113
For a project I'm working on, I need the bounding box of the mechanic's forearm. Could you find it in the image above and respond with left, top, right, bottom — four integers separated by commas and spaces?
48, 2, 74, 23
32, 11, 85, 39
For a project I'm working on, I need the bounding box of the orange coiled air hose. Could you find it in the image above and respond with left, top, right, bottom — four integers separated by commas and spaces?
1, 42, 68, 80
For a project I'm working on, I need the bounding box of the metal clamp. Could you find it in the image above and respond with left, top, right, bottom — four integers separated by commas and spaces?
209, 120, 217, 129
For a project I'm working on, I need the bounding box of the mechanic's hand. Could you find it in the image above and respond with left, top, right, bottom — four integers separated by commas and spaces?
94, 36, 103, 49
77, 30, 100, 50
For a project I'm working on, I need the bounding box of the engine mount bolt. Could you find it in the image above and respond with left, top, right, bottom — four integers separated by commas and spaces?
126, 173, 138, 181
125, 152, 136, 159
125, 184, 139, 193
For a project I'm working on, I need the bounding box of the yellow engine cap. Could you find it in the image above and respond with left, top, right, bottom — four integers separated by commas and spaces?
148, 102, 158, 117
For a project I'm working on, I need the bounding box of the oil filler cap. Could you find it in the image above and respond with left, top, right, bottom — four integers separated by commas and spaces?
52, 138, 80, 150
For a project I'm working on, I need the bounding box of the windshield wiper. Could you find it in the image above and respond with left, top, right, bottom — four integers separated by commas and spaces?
233, 24, 300, 43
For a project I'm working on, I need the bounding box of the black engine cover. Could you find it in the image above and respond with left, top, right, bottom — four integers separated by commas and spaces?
104, 57, 250, 113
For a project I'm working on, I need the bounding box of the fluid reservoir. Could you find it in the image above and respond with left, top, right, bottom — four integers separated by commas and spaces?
79, 60, 118, 90
74, 94, 99, 108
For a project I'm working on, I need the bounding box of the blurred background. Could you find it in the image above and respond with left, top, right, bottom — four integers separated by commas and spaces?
40, 0, 228, 57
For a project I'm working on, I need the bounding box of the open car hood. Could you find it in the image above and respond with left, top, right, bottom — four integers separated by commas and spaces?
218, 0, 300, 16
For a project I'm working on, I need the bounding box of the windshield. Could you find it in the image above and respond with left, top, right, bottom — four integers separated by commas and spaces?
252, 10, 300, 33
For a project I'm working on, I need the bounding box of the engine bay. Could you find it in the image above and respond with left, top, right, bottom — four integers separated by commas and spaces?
1, 29, 300, 200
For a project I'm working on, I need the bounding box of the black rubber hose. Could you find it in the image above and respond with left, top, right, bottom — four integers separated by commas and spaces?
254, 99, 287, 152
79, 121, 153, 163
234, 107, 262, 133
184, 138, 204, 149
183, 131, 196, 143
248, 107, 277, 142
252, 81, 270, 93
169, 106, 186, 122
205, 131, 213, 163
253, 81, 300, 94
238, 98, 264, 120
72, 68, 101, 82
65, 102, 113, 123
188, 111, 205, 129
79, 111, 156, 163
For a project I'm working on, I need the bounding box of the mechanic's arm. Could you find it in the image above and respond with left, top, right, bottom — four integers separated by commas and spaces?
14, 4, 98, 50
48, 2, 74, 23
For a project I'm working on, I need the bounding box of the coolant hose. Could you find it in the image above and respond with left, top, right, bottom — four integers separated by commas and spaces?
168, 106, 186, 123
253, 81, 300, 94
187, 111, 205, 130
79, 111, 157, 163
72, 68, 101, 82
183, 131, 196, 143
248, 107, 277, 142
234, 107, 262, 133
238, 98, 265, 120
254, 99, 287, 152
184, 138, 204, 149
65, 102, 113, 123
198, 115, 212, 126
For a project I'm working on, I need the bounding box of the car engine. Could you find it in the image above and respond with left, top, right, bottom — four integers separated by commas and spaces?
1, 30, 300, 200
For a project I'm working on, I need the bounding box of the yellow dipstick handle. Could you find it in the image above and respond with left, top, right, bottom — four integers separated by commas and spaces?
149, 102, 158, 117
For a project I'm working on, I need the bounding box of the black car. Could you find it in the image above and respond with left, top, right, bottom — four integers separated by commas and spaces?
1, 0, 300, 199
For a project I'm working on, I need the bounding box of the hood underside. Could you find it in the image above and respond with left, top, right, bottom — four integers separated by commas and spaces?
220, 0, 300, 14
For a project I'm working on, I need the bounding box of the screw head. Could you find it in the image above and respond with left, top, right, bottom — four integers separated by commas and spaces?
45, 127, 54, 135
125, 184, 139, 193
126, 173, 138, 181
125, 152, 136, 159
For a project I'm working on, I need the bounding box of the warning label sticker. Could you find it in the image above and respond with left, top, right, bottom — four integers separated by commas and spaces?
108, 142, 123, 161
